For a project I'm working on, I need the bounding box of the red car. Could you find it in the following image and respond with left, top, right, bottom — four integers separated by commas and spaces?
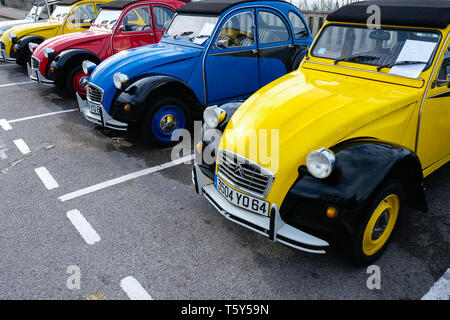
29, 0, 187, 96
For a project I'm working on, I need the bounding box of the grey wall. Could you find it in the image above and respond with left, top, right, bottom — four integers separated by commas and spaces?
4, 0, 34, 10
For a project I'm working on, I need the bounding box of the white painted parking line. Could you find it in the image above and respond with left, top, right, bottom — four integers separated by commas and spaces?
8, 109, 77, 123
0, 81, 33, 88
120, 276, 152, 300
13, 139, 30, 155
0, 119, 12, 130
34, 167, 59, 190
66, 209, 101, 245
421, 268, 450, 300
59, 154, 194, 202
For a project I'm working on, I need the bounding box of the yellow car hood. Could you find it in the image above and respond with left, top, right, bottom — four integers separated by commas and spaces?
220, 68, 422, 205
1, 21, 61, 51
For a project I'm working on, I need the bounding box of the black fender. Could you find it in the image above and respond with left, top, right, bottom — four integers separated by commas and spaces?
109, 75, 201, 124
49, 49, 101, 81
279, 138, 428, 241
13, 35, 46, 60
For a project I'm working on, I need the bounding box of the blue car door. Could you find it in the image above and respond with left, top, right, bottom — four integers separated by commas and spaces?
204, 8, 259, 104
255, 9, 295, 87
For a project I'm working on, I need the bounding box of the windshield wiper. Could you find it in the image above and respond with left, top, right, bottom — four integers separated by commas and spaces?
173, 31, 194, 39
377, 60, 427, 72
334, 55, 379, 65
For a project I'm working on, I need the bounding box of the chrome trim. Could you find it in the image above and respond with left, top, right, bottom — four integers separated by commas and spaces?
86, 82, 104, 105
217, 149, 274, 199
415, 32, 450, 153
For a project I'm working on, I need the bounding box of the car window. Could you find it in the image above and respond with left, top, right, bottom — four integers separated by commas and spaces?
257, 11, 290, 44
216, 11, 255, 49
437, 45, 450, 87
38, 5, 50, 20
311, 25, 441, 76
69, 4, 95, 24
288, 11, 308, 40
153, 6, 175, 30
121, 6, 152, 32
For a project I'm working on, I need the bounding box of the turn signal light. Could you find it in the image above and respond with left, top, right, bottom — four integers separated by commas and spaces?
123, 104, 131, 112
196, 141, 203, 153
326, 206, 338, 219
50, 67, 55, 73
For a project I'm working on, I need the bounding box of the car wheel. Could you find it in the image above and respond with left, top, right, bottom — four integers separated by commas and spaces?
345, 182, 405, 265
16, 49, 31, 67
140, 96, 191, 148
67, 65, 89, 97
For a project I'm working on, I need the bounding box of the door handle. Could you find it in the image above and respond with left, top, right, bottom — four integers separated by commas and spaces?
252, 49, 259, 54
150, 33, 154, 36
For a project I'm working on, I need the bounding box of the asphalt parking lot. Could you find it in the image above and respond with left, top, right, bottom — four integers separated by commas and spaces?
0, 49, 449, 299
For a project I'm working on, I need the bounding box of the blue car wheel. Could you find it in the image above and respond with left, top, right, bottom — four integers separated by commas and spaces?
141, 96, 191, 147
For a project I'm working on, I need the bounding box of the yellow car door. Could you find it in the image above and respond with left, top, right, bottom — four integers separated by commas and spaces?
417, 42, 450, 174
62, 2, 97, 34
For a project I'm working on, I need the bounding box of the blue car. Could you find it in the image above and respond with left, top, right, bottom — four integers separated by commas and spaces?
78, 0, 313, 146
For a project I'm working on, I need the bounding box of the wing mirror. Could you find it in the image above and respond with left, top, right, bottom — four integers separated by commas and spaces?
118, 25, 126, 32
216, 39, 229, 49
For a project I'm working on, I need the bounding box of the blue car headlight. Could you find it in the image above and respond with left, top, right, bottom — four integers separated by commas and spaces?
113, 72, 129, 90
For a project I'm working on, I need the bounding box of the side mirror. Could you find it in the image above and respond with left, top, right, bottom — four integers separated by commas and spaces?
216, 39, 229, 49
118, 25, 126, 32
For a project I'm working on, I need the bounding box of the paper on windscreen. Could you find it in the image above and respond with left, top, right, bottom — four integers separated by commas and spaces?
388, 39, 437, 78
193, 23, 215, 44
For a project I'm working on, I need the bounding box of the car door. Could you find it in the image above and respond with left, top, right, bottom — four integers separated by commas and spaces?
62, 2, 96, 34
112, 4, 155, 54
205, 9, 259, 104
417, 43, 450, 170
151, 4, 176, 43
255, 9, 293, 87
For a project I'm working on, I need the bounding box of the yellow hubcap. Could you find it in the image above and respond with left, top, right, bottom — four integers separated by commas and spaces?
362, 194, 399, 256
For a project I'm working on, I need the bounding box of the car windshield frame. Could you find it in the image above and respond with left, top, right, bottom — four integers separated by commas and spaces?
310, 23, 442, 76
90, 9, 121, 30
164, 14, 219, 45
49, 5, 72, 21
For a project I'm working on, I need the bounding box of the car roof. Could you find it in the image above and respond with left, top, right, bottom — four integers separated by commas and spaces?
101, 0, 154, 10
58, 0, 84, 5
327, 0, 450, 29
177, 0, 289, 15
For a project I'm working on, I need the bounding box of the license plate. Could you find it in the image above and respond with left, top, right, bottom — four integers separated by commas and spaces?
89, 103, 101, 114
216, 176, 269, 216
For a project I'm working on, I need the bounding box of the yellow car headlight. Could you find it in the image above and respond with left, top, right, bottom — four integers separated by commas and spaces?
306, 148, 336, 179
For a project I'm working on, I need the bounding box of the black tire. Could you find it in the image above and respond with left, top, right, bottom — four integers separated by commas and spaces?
16, 49, 31, 68
140, 96, 192, 148
343, 181, 406, 265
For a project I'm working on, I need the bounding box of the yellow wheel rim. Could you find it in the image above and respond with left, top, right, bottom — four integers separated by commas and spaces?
362, 194, 399, 256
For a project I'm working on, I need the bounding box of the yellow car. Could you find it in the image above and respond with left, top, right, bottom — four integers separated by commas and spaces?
193, 0, 450, 265
0, 0, 112, 66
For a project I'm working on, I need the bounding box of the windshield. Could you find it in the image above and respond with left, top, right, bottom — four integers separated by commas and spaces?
26, 5, 40, 21
165, 14, 218, 44
50, 5, 71, 21
311, 25, 441, 78
91, 10, 121, 30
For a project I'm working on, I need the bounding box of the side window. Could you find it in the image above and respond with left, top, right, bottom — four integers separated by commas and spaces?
288, 11, 308, 40
216, 11, 255, 49
39, 6, 50, 20
69, 4, 95, 23
153, 6, 175, 30
436, 46, 450, 87
257, 11, 290, 45
121, 6, 152, 32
